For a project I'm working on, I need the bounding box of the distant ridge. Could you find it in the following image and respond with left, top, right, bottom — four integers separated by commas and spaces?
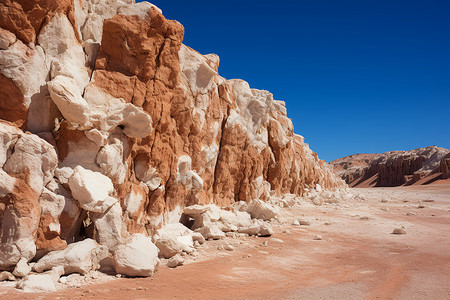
331, 146, 450, 187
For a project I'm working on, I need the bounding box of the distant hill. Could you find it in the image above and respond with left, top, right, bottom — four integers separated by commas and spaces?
331, 146, 450, 187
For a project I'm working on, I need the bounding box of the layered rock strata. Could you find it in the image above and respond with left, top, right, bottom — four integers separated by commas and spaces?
0, 0, 344, 278
332, 146, 450, 187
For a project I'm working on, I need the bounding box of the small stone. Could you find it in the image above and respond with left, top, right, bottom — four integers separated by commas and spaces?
292, 220, 300, 226
224, 244, 234, 251
324, 222, 332, 226
283, 230, 292, 235
298, 220, 310, 226
0, 271, 15, 282
392, 228, 406, 235
115, 274, 122, 278
313, 235, 322, 240
271, 238, 284, 243
167, 254, 184, 268
418, 204, 425, 209
381, 207, 390, 212
261, 241, 268, 247
59, 277, 68, 284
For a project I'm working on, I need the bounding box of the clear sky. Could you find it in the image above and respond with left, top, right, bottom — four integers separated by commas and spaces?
139, 0, 450, 162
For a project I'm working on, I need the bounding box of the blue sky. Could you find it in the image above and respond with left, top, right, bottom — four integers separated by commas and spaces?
139, 0, 449, 162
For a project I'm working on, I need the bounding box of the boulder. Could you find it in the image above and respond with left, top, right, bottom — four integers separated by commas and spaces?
219, 210, 253, 228
33, 239, 108, 275
154, 238, 193, 259
67, 166, 116, 213
183, 204, 221, 229
114, 234, 160, 277
0, 271, 15, 282
167, 254, 184, 268
92, 202, 124, 251
12, 257, 31, 278
246, 199, 279, 220
197, 224, 225, 240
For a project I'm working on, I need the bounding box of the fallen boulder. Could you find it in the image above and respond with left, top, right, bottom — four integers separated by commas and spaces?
197, 224, 225, 240
33, 239, 108, 275
114, 234, 160, 277
246, 199, 279, 220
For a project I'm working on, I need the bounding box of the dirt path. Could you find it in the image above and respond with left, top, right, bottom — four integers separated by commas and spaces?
3, 184, 450, 299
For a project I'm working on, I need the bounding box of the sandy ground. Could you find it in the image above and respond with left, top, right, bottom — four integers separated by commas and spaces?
2, 183, 450, 300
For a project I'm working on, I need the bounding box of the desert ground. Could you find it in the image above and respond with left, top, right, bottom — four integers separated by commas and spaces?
2, 182, 449, 300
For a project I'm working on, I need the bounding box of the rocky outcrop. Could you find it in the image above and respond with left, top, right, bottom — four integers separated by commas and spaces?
331, 146, 450, 187
0, 0, 344, 277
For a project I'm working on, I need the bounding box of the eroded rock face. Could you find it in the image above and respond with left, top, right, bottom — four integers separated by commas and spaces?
331, 146, 450, 187
0, 0, 344, 274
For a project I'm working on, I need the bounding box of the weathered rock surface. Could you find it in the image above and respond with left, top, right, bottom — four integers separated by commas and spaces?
0, 0, 344, 278
114, 234, 159, 277
33, 239, 108, 275
332, 146, 450, 187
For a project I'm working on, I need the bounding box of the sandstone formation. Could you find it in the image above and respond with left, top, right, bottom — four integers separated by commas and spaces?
331, 146, 450, 187
0, 0, 344, 281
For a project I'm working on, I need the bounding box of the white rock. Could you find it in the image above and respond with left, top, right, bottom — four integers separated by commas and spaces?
246, 199, 279, 220
315, 184, 323, 193
197, 224, 225, 240
48, 76, 90, 125
0, 41, 50, 132
310, 195, 324, 206
38, 14, 90, 93
68, 166, 116, 213
34, 239, 108, 275
114, 234, 160, 277
0, 271, 15, 282
154, 223, 194, 241
96, 134, 129, 184
83, 83, 153, 138
154, 238, 192, 259
92, 202, 124, 251
191, 232, 206, 244
167, 254, 184, 268
12, 257, 31, 278
219, 210, 252, 228
224, 244, 234, 251
3, 133, 58, 194
258, 223, 274, 237
238, 224, 261, 236
16, 274, 56, 292
47, 266, 65, 283
183, 204, 222, 229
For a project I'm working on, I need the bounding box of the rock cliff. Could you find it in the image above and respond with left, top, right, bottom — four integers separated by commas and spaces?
0, 0, 344, 275
331, 146, 450, 187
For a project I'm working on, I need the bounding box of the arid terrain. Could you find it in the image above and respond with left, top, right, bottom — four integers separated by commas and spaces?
2, 181, 449, 300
